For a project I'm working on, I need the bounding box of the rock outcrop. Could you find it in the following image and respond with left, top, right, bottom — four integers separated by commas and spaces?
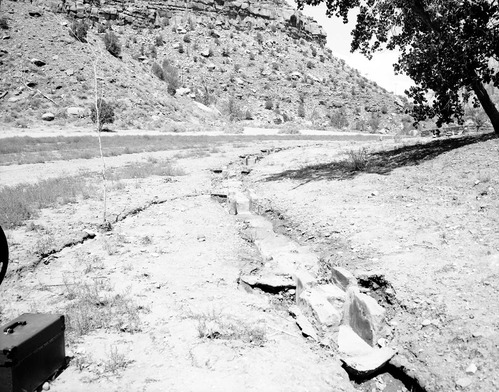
62, 0, 326, 44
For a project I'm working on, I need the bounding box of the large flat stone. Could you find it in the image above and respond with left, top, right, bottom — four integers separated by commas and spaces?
321, 283, 347, 310
337, 325, 372, 357
341, 346, 397, 378
344, 287, 386, 346
289, 305, 318, 341
239, 274, 295, 293
298, 286, 342, 329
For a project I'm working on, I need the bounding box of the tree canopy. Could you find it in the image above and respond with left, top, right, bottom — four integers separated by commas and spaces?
296, 0, 499, 133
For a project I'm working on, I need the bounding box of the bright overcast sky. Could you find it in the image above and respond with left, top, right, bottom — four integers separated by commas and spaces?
294, 3, 414, 96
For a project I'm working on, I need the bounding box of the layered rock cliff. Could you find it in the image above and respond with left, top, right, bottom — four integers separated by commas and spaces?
63, 0, 326, 43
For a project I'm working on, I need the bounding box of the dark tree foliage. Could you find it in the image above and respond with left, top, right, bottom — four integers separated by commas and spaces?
296, 0, 499, 133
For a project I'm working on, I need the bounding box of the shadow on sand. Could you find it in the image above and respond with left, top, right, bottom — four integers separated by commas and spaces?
262, 133, 496, 185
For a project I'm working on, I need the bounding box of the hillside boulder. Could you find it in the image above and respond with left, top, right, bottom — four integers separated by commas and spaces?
42, 112, 55, 121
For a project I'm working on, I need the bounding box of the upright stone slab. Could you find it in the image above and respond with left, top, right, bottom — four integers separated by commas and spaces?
343, 287, 386, 346
331, 266, 357, 291
293, 269, 316, 300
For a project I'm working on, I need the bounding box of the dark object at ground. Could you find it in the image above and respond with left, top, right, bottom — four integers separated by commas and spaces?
0, 226, 8, 286
0, 313, 66, 392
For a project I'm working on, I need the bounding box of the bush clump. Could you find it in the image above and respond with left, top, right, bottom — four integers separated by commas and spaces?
151, 60, 180, 96
0, 16, 9, 30
70, 20, 88, 42
90, 99, 115, 131
103, 31, 121, 58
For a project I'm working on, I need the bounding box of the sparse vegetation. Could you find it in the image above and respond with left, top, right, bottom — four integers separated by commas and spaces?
347, 147, 370, 171
63, 276, 142, 339
0, 176, 94, 228
193, 309, 266, 345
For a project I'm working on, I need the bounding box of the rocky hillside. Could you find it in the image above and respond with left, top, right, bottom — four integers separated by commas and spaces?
0, 0, 404, 132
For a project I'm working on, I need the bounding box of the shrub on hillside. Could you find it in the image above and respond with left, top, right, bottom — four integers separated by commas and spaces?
329, 109, 349, 129
155, 34, 164, 46
368, 113, 381, 132
103, 31, 121, 58
255, 32, 263, 45
0, 16, 9, 30
151, 62, 164, 80
297, 103, 306, 118
90, 99, 115, 131
70, 20, 89, 42
150, 45, 157, 59
227, 96, 243, 121
162, 59, 180, 95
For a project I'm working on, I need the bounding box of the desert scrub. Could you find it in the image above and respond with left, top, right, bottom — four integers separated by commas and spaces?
90, 98, 115, 131
69, 20, 88, 42
0, 16, 9, 30
0, 176, 95, 228
63, 276, 142, 340
107, 160, 185, 180
103, 31, 121, 57
194, 309, 266, 345
347, 147, 370, 171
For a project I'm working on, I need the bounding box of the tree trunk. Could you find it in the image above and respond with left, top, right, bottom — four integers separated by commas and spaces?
471, 79, 499, 134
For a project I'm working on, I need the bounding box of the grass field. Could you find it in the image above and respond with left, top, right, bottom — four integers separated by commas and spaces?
0, 159, 184, 228
0, 133, 387, 165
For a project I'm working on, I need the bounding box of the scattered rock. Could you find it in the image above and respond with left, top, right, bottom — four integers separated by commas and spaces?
207, 62, 216, 71
456, 377, 472, 389
176, 87, 191, 96
340, 346, 397, 377
65, 69, 74, 76
201, 49, 211, 57
42, 112, 55, 121
28, 9, 43, 17
465, 363, 477, 374
31, 58, 46, 67
42, 382, 50, 391
2, 35, 10, 40
66, 106, 87, 117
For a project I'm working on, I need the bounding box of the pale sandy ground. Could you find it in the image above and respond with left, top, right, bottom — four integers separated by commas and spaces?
1, 127, 497, 391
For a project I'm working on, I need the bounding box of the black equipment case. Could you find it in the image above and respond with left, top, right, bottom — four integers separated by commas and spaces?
0, 314, 66, 392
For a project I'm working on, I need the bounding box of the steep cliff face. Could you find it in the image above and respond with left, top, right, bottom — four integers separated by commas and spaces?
63, 0, 326, 43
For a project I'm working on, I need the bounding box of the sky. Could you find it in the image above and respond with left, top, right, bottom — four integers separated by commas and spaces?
296, 3, 414, 96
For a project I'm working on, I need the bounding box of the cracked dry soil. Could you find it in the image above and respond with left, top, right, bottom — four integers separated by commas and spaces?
1, 133, 498, 392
